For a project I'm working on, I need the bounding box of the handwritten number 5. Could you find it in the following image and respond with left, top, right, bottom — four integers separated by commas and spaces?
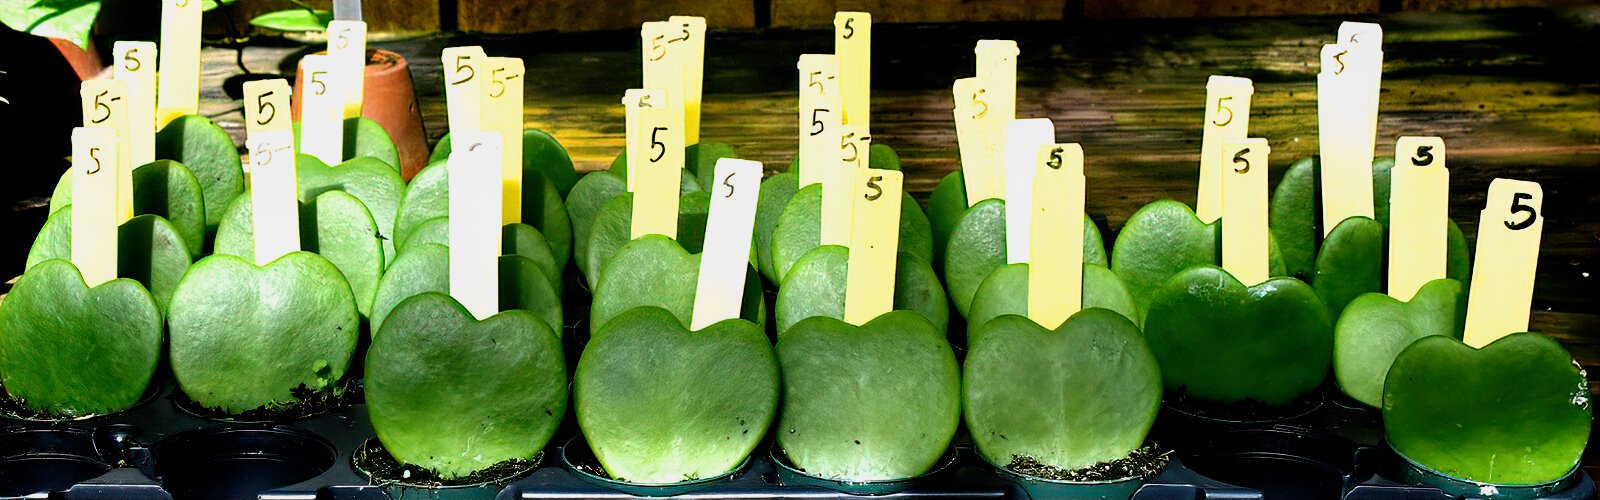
450, 55, 474, 86
1211, 96, 1233, 127
1505, 193, 1538, 230
842, 18, 855, 39
1412, 146, 1434, 166
721, 172, 736, 198
649, 127, 668, 163
87, 147, 103, 174
863, 175, 883, 200
255, 91, 276, 126
1231, 148, 1251, 174
1046, 147, 1064, 169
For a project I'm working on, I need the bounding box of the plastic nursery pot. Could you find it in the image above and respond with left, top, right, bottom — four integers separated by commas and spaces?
170, 378, 359, 425
1392, 446, 1584, 500
0, 382, 160, 423
150, 426, 337, 500
1180, 426, 1356, 500
560, 434, 748, 497
1161, 392, 1325, 427
771, 444, 959, 496
976, 446, 1168, 500
352, 437, 543, 496
292, 48, 430, 179
0, 428, 114, 497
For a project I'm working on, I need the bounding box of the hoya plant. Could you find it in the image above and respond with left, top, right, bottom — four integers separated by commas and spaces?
213, 191, 384, 317
398, 151, 572, 271
368, 243, 562, 336
773, 246, 944, 336
588, 235, 764, 338
156, 115, 245, 237
1333, 278, 1466, 408
765, 176, 930, 286
939, 196, 1109, 321
291, 154, 403, 264
582, 191, 714, 291
753, 144, 900, 285
28, 211, 192, 313
566, 139, 728, 282
1109, 199, 1287, 322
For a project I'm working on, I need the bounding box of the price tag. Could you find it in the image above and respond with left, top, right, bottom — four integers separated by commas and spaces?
447, 132, 503, 320
1197, 75, 1253, 223
1027, 143, 1085, 329
247, 130, 300, 266
843, 168, 902, 326
113, 41, 157, 168
1317, 42, 1382, 235
822, 124, 870, 246
81, 79, 133, 224
625, 89, 682, 240
642, 21, 687, 142
244, 79, 292, 135
669, 16, 706, 145
974, 39, 1017, 137
1221, 138, 1271, 286
797, 54, 841, 188
443, 46, 486, 137
326, 20, 367, 119
1463, 179, 1543, 348
954, 77, 1002, 205
834, 11, 871, 132
298, 55, 344, 166
155, 0, 200, 127
1002, 118, 1056, 264
480, 57, 525, 225
1388, 136, 1449, 301
71, 128, 119, 287
690, 158, 762, 330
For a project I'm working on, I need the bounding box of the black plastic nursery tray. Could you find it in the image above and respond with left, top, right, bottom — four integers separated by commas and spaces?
0, 378, 1589, 500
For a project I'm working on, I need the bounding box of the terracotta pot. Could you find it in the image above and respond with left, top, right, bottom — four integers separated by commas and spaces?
292, 48, 430, 180
48, 37, 104, 81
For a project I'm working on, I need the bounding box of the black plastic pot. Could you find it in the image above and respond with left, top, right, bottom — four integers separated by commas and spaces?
770, 444, 959, 495
0, 428, 113, 497
975, 446, 1155, 500
560, 434, 749, 497
150, 426, 336, 500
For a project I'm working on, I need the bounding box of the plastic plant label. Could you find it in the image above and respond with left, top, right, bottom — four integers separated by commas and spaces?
1388, 136, 1449, 301
243, 79, 292, 135
1463, 179, 1543, 348
326, 20, 366, 119
156, 0, 199, 127
71, 127, 119, 287
669, 15, 706, 144
1197, 75, 1253, 223
821, 124, 868, 246
974, 40, 1018, 144
843, 168, 902, 326
953, 77, 1001, 205
81, 79, 133, 223
625, 89, 683, 240
442, 46, 486, 137
247, 130, 300, 266
1222, 138, 1270, 286
113, 41, 157, 168
1316, 42, 1381, 236
1002, 118, 1055, 265
642, 21, 686, 139
448, 132, 503, 320
834, 11, 871, 131
1027, 144, 1085, 329
480, 56, 525, 225
797, 54, 841, 188
298, 54, 344, 165
691, 159, 762, 330
1337, 21, 1383, 50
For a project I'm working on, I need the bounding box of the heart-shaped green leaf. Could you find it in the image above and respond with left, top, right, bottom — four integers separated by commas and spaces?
294, 117, 401, 172
156, 115, 244, 235
0, 259, 162, 417
1333, 278, 1465, 408
1269, 156, 1471, 282
577, 307, 777, 483
590, 235, 763, 338
367, 292, 567, 479
1313, 216, 1383, 319
944, 199, 1108, 319
212, 191, 383, 317
776, 311, 960, 481
769, 183, 932, 285
429, 129, 579, 197
295, 154, 404, 264
584, 191, 716, 290
927, 171, 969, 269
754, 171, 800, 284
963, 309, 1161, 470
51, 160, 208, 258
1384, 333, 1591, 484
608, 142, 735, 190
27, 210, 193, 312
773, 245, 946, 336
565, 169, 703, 276
394, 160, 571, 270
1109, 199, 1286, 321
369, 244, 562, 335
249, 8, 332, 32
967, 263, 1138, 341
1143, 266, 1331, 405
167, 252, 359, 414
399, 218, 562, 292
